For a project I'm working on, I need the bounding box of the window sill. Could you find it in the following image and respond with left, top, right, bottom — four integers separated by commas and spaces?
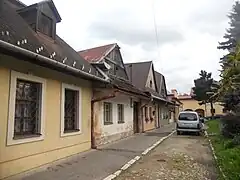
7, 133, 44, 146
61, 129, 82, 137
13, 133, 42, 140
118, 121, 125, 124
64, 129, 80, 133
104, 122, 113, 125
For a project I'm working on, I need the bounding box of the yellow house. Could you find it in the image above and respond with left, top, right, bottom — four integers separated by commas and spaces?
0, 1, 108, 179
171, 89, 224, 117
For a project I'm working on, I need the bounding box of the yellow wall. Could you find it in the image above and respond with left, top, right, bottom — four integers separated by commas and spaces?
0, 56, 92, 179
180, 98, 224, 117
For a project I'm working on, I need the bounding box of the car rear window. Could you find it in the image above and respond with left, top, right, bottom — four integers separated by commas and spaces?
178, 113, 197, 121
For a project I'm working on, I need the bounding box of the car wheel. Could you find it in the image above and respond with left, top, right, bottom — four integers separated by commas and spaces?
196, 132, 200, 136
177, 131, 180, 135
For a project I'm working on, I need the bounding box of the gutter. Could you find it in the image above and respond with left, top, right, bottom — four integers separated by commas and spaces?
152, 94, 175, 106
113, 85, 150, 100
0, 40, 109, 83
140, 94, 153, 108
91, 90, 118, 149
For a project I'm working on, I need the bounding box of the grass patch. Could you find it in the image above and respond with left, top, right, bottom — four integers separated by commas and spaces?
206, 120, 240, 180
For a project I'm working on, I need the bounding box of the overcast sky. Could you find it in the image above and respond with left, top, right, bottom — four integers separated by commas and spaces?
22, 0, 234, 93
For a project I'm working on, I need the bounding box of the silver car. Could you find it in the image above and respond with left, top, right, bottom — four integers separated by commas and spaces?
176, 111, 203, 135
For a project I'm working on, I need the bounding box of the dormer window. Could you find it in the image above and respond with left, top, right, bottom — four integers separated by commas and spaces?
39, 13, 53, 37
17, 0, 61, 39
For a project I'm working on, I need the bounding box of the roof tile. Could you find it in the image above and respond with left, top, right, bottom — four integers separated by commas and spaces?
79, 43, 116, 63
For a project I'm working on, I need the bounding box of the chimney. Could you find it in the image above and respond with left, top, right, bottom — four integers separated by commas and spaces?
171, 89, 178, 98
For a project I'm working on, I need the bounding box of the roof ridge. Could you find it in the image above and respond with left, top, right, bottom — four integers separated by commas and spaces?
125, 60, 152, 65
78, 43, 116, 53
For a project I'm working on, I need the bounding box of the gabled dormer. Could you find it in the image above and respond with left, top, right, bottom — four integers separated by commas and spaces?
17, 0, 61, 39
145, 62, 157, 92
79, 43, 129, 80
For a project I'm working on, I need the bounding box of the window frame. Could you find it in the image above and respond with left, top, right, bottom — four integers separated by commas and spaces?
7, 71, 46, 146
117, 104, 125, 124
103, 102, 113, 125
150, 80, 153, 88
149, 107, 152, 118
61, 83, 82, 137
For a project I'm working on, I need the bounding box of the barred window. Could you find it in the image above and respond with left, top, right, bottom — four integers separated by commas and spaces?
104, 102, 112, 125
64, 89, 79, 132
14, 79, 42, 138
117, 104, 124, 123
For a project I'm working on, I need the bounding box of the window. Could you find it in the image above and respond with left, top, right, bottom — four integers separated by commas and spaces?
144, 106, 148, 118
61, 83, 81, 137
150, 80, 153, 88
104, 102, 112, 125
178, 113, 197, 121
39, 13, 53, 37
117, 104, 124, 123
14, 80, 41, 137
7, 71, 45, 145
149, 107, 152, 118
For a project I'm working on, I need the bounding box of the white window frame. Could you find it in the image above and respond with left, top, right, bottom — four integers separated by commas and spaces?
7, 71, 46, 146
117, 104, 125, 123
103, 102, 113, 125
61, 83, 82, 137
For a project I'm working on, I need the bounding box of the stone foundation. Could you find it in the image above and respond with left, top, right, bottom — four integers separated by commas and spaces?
96, 130, 134, 146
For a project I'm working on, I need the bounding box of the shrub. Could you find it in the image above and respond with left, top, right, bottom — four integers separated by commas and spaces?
220, 114, 240, 138
232, 135, 240, 146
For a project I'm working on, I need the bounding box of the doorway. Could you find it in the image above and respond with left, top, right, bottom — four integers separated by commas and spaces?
133, 101, 139, 133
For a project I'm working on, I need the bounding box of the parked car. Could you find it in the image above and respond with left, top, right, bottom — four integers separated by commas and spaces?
176, 111, 204, 135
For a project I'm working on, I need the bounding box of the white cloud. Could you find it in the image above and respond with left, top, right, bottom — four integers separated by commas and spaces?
21, 0, 234, 93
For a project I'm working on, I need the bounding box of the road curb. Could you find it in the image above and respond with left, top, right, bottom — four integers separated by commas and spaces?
102, 129, 176, 180
204, 130, 226, 180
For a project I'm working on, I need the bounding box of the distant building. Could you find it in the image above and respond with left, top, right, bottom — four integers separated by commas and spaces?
171, 89, 224, 117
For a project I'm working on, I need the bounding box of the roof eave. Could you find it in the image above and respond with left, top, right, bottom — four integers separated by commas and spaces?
0, 40, 109, 83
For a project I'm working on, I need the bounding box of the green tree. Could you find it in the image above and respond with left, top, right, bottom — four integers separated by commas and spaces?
218, 44, 240, 113
218, 1, 240, 51
192, 70, 217, 117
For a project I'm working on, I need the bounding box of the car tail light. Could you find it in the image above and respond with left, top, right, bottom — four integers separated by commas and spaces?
197, 123, 200, 129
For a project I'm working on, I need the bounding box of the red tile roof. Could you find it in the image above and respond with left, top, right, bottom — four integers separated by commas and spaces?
178, 95, 193, 100
78, 43, 116, 63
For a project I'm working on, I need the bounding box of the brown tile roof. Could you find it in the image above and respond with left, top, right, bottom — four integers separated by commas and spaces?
109, 75, 149, 98
0, 0, 104, 80
125, 61, 152, 90
178, 95, 193, 100
154, 71, 162, 93
78, 43, 116, 63
125, 61, 171, 103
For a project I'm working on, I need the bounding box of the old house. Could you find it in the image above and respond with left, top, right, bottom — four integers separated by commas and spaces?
167, 89, 183, 121
0, 0, 108, 179
125, 61, 172, 132
79, 44, 151, 147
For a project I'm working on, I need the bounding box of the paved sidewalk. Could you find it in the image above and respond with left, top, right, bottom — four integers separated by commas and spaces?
22, 124, 175, 180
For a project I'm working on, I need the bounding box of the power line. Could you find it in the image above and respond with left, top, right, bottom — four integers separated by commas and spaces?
151, 0, 161, 69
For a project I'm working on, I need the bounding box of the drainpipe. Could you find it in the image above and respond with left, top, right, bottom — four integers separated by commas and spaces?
0, 40, 109, 83
91, 90, 118, 149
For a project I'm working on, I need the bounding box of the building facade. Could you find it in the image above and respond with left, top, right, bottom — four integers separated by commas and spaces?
0, 0, 108, 179
79, 44, 150, 147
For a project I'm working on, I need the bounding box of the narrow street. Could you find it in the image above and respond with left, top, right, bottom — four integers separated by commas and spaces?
21, 125, 175, 180
116, 133, 218, 180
